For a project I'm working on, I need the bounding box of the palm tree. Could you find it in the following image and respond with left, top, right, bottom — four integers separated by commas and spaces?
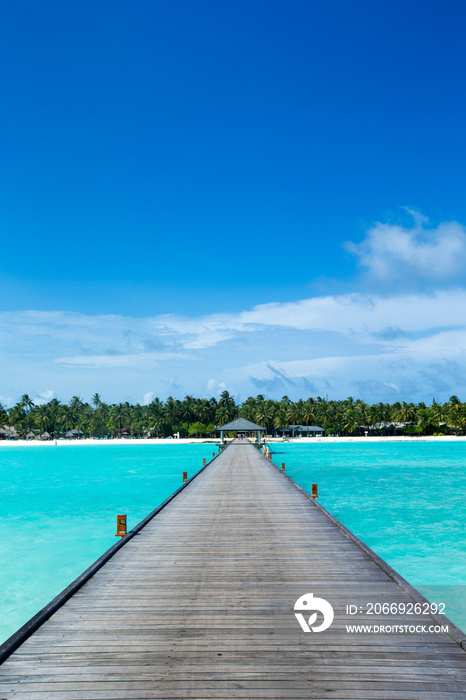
430, 400, 446, 431
47, 398, 61, 436
209, 397, 218, 416
315, 396, 332, 434
219, 390, 237, 421
34, 404, 50, 434
239, 397, 257, 422
148, 398, 163, 426
151, 413, 165, 437
194, 398, 212, 424
446, 396, 462, 434
95, 401, 109, 436
256, 402, 275, 435
286, 403, 301, 437
91, 393, 101, 409
274, 408, 287, 436
342, 408, 360, 435
81, 404, 95, 437
393, 401, 416, 424
417, 407, 433, 435
302, 399, 316, 427
456, 404, 466, 435
7, 404, 26, 436
110, 403, 128, 436
215, 405, 229, 426
20, 394, 35, 433
180, 396, 195, 426
56, 404, 71, 434
69, 396, 85, 436
20, 394, 35, 413
164, 397, 179, 431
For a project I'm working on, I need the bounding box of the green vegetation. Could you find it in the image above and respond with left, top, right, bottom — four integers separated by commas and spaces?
0, 392, 465, 439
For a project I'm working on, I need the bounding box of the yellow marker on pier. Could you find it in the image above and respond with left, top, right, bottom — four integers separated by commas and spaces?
115, 514, 127, 538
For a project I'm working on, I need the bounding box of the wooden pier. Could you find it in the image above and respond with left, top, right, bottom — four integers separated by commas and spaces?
1, 439, 466, 698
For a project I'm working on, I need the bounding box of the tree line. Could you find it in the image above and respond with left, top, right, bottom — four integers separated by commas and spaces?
1, 391, 465, 439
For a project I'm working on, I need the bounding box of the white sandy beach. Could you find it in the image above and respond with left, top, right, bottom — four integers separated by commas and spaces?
1, 435, 466, 447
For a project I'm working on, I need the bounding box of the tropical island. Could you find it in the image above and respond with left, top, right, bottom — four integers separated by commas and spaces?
1, 391, 465, 439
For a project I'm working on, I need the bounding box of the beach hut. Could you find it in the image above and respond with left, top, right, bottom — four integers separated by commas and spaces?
65, 430, 75, 439
26, 431, 36, 440
41, 431, 52, 440
285, 424, 325, 438
3, 426, 19, 439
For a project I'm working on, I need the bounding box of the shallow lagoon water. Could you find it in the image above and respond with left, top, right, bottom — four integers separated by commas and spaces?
274, 440, 466, 631
0, 444, 208, 644
1, 441, 465, 644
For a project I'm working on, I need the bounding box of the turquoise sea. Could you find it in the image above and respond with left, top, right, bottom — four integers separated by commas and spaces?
0, 444, 209, 644
274, 440, 466, 631
1, 441, 465, 644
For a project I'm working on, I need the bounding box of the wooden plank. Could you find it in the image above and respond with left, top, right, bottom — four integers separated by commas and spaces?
1, 439, 466, 698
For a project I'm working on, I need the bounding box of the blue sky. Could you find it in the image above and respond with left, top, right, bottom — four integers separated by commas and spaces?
2, 0, 466, 406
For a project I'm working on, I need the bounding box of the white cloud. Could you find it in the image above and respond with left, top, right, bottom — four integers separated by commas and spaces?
142, 392, 154, 405
237, 290, 466, 337
55, 351, 191, 369
150, 313, 256, 350
34, 390, 56, 404
2, 287, 466, 404
345, 211, 466, 282
206, 378, 227, 395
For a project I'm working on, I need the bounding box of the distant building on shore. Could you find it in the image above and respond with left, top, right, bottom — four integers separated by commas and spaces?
283, 425, 325, 437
